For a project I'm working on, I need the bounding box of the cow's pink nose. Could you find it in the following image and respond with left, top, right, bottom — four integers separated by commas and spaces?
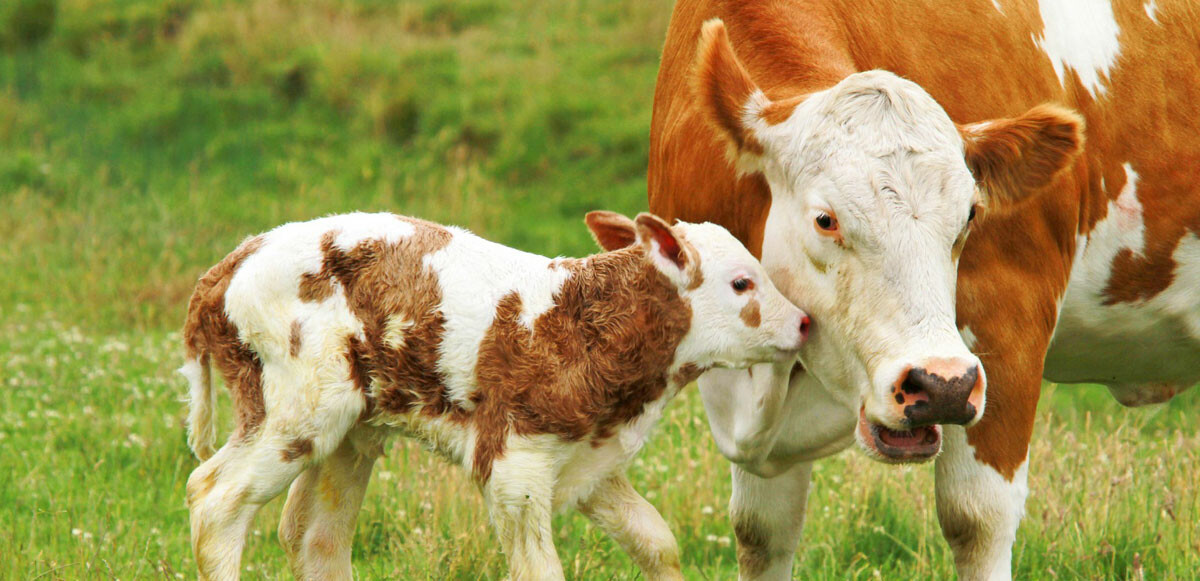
799, 314, 811, 343
890, 358, 983, 426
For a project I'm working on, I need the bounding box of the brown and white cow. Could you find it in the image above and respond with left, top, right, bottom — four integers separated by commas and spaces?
649, 1, 1199, 579
180, 211, 808, 580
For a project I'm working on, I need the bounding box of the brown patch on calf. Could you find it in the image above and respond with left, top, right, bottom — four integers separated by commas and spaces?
311, 217, 462, 420
281, 438, 313, 462
182, 236, 267, 439
740, 298, 761, 327
672, 362, 708, 387
733, 514, 771, 580
471, 247, 693, 481
289, 319, 302, 358
298, 270, 336, 303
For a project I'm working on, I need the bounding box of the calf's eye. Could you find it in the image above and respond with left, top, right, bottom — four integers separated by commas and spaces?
815, 213, 837, 231
731, 278, 753, 292
968, 205, 978, 222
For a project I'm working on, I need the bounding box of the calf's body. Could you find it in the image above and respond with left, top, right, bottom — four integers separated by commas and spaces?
182, 211, 805, 580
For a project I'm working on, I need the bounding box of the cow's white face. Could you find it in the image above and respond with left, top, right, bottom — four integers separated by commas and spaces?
693, 20, 1082, 462
585, 212, 809, 372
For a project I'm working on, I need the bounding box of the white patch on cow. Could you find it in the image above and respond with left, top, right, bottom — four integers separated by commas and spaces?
1047, 163, 1200, 390
992, 0, 1005, 14
425, 230, 564, 407
1145, 0, 1159, 24
1032, 0, 1122, 97
959, 325, 978, 351
936, 426, 1028, 580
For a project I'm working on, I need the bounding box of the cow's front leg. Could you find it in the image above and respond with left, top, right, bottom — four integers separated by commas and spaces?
729, 461, 813, 581
935, 349, 1040, 581
578, 473, 683, 581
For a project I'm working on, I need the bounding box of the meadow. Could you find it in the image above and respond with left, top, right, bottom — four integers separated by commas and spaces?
1, 0, 1197, 578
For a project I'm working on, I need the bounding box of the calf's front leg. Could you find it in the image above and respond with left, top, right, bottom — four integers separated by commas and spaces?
486, 448, 564, 581
578, 473, 684, 581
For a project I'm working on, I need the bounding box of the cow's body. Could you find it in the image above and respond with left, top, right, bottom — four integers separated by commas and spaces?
650, 1, 1199, 579
181, 211, 807, 580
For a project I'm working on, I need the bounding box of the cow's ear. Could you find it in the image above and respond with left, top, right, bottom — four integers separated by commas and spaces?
693, 19, 773, 172
959, 104, 1084, 206
585, 211, 639, 251
635, 213, 690, 276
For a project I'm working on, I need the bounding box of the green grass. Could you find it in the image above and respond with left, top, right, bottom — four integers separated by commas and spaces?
1, 0, 1198, 579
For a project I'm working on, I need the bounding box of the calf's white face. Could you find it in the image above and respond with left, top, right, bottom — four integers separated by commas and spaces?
586, 212, 808, 371
694, 20, 1083, 462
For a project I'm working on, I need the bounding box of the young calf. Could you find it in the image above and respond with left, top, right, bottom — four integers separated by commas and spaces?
181, 211, 808, 580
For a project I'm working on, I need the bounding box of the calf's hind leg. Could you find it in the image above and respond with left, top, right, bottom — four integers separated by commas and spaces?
186, 435, 312, 581
187, 393, 365, 580
279, 428, 381, 581
578, 472, 684, 581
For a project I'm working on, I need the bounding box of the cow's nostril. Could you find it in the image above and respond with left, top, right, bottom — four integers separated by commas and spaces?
896, 362, 979, 426
799, 314, 811, 341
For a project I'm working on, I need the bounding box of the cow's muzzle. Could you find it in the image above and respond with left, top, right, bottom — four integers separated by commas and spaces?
891, 358, 984, 426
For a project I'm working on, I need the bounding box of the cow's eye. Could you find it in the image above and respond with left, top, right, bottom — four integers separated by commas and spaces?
731, 278, 754, 292
968, 205, 978, 223
815, 213, 837, 231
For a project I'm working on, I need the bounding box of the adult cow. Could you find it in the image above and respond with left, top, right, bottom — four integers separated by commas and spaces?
649, 1, 1199, 579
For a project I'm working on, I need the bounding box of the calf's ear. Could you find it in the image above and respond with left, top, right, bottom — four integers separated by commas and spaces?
585, 211, 638, 251
635, 213, 689, 272
959, 104, 1084, 207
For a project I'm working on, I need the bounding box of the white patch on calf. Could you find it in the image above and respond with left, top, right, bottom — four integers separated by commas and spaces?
425, 231, 569, 407
331, 213, 416, 251
382, 316, 413, 350
1033, 0, 1122, 98
1145, 0, 1159, 24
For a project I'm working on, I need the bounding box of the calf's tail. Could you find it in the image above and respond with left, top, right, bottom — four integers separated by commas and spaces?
180, 352, 217, 461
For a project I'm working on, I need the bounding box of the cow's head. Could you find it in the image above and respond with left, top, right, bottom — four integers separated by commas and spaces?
693, 20, 1083, 462
586, 211, 810, 370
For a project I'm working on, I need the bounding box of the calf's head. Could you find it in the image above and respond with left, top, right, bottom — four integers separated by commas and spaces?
694, 20, 1083, 462
586, 211, 809, 370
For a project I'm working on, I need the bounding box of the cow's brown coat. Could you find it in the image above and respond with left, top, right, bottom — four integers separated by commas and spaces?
648, 0, 1198, 482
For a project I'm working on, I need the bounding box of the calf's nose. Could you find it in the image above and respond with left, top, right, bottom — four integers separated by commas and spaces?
891, 358, 984, 426
798, 314, 811, 344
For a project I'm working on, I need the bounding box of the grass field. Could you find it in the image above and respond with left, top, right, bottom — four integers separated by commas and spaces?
2, 0, 1197, 579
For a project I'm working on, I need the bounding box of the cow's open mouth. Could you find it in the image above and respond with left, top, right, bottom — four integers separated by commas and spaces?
857, 407, 941, 463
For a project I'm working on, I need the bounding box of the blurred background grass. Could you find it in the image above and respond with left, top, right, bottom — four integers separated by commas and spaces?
0, 0, 665, 330
1, 0, 1197, 579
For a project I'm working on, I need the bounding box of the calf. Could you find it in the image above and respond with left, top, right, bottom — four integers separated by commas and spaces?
181, 211, 808, 580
